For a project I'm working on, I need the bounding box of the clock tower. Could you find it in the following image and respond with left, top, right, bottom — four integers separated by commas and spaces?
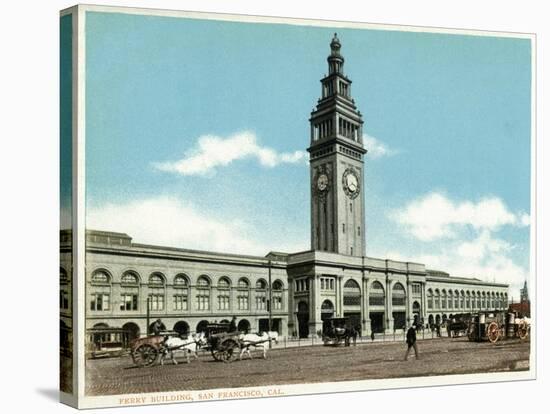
308, 34, 367, 256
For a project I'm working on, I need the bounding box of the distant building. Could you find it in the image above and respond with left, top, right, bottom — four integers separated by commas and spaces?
509, 281, 530, 317
60, 34, 509, 342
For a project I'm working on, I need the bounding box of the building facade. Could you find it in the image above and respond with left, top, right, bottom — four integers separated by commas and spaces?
60, 35, 509, 342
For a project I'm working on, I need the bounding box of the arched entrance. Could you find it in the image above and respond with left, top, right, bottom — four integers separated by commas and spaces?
321, 299, 334, 334
297, 301, 309, 338
237, 319, 250, 333
173, 321, 189, 336
122, 322, 140, 341
343, 279, 361, 329
428, 314, 434, 327
196, 320, 209, 333
435, 314, 441, 325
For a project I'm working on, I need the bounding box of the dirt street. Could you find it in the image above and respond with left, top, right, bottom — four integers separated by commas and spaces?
86, 337, 530, 396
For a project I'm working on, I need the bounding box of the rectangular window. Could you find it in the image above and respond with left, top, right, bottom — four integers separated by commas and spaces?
256, 295, 266, 310
120, 294, 137, 311
350, 203, 352, 212
196, 294, 210, 311
238, 295, 249, 310
149, 294, 165, 311
357, 226, 360, 236
350, 247, 353, 255
173, 294, 188, 311
428, 298, 433, 309
218, 295, 230, 310
273, 296, 282, 310
90, 293, 110, 311
330, 279, 334, 290
342, 223, 345, 233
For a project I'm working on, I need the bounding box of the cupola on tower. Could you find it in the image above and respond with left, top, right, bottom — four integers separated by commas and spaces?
308, 34, 367, 256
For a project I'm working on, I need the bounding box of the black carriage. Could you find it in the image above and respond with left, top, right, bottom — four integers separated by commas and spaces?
202, 323, 242, 362
447, 314, 471, 338
322, 317, 355, 346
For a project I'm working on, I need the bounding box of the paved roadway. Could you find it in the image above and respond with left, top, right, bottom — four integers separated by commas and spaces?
85, 337, 530, 396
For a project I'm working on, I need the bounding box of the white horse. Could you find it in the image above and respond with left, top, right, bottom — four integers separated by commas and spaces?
160, 332, 206, 365
238, 331, 279, 360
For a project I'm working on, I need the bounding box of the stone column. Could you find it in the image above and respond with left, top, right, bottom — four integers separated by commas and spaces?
362, 275, 371, 335
386, 276, 394, 333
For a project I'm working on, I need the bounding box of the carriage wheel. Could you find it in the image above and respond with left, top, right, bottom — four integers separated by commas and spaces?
211, 349, 222, 361
133, 344, 159, 367
487, 322, 500, 344
517, 322, 529, 340
220, 339, 239, 363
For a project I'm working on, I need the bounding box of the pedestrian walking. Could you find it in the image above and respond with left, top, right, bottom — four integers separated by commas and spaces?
370, 330, 375, 342
404, 324, 419, 361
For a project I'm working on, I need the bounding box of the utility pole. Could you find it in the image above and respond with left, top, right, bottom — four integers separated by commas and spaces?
268, 259, 273, 349
146, 297, 151, 335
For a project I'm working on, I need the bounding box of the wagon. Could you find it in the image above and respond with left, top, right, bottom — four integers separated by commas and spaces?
467, 311, 530, 344
202, 323, 242, 362
322, 317, 355, 346
129, 333, 170, 367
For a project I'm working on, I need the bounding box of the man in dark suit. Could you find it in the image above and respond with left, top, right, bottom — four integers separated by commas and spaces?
404, 324, 419, 361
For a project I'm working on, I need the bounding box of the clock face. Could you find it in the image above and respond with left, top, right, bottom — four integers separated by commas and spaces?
346, 173, 358, 192
343, 169, 360, 198
317, 174, 329, 191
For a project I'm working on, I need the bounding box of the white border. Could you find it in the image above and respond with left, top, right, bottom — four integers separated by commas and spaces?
66, 3, 537, 409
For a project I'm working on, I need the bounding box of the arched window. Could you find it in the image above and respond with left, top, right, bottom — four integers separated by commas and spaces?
121, 272, 138, 285
91, 270, 110, 284
434, 289, 441, 309
217, 277, 230, 311
148, 273, 165, 311
454, 290, 459, 309
477, 291, 481, 309
255, 279, 267, 311
369, 281, 385, 306
196, 276, 211, 311
120, 272, 139, 311
441, 290, 447, 309
272, 280, 284, 310
218, 277, 231, 289
481, 292, 486, 309
427, 289, 433, 310
237, 278, 249, 310
174, 274, 188, 286
173, 274, 189, 311
344, 279, 361, 306
392, 282, 406, 307
149, 273, 164, 285
460, 290, 465, 309
90, 270, 111, 311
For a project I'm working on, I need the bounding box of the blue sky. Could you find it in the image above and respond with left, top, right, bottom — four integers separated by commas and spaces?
79, 11, 532, 294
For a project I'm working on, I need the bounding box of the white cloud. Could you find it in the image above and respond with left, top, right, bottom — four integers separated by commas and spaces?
363, 133, 396, 159
383, 192, 530, 293
391, 192, 529, 242
87, 196, 305, 256
152, 131, 308, 176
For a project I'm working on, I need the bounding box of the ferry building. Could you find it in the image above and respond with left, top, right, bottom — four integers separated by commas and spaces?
60, 35, 508, 342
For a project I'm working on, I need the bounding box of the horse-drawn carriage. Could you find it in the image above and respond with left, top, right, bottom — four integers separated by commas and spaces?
322, 317, 357, 346
467, 311, 531, 344
130, 330, 208, 367
202, 323, 242, 362
447, 314, 471, 337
